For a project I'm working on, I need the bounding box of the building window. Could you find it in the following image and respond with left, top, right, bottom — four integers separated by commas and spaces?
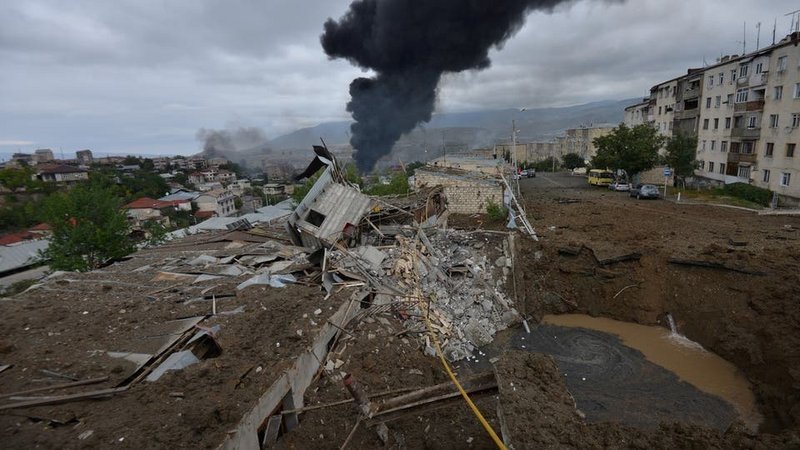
738, 166, 751, 179
658, 106, 662, 115
707, 76, 714, 87
708, 161, 715, 172
770, 114, 780, 128
787, 143, 796, 157
736, 88, 749, 103
711, 140, 716, 150
792, 113, 800, 128
706, 97, 712, 108
731, 142, 741, 153
719, 72, 724, 85
721, 141, 728, 152
757, 62, 764, 73
748, 116, 757, 128
740, 64, 749, 78
743, 141, 754, 154
730, 69, 737, 84
766, 142, 774, 156
715, 96, 721, 108
712, 118, 718, 129
795, 83, 800, 98
726, 93, 734, 105
781, 172, 791, 186
719, 163, 726, 174
778, 56, 788, 72
703, 119, 709, 130
734, 116, 743, 128
699, 160, 705, 170
702, 140, 706, 150
725, 117, 732, 129
775, 85, 783, 100
763, 169, 771, 183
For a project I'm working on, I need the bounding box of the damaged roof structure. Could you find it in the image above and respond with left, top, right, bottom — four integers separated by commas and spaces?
0, 146, 534, 449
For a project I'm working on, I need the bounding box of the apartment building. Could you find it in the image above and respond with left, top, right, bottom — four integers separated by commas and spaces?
692, 33, 800, 199
623, 99, 650, 127
649, 78, 678, 139
560, 125, 615, 160
672, 69, 704, 137
757, 41, 800, 197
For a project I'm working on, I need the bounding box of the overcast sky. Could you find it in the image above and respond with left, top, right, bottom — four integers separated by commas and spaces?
1, 0, 798, 157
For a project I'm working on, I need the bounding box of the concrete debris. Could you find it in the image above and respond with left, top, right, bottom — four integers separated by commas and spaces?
236, 273, 297, 290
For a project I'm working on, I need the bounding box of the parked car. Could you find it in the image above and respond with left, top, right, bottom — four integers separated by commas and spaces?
629, 184, 660, 199
608, 181, 630, 192
527, 168, 536, 178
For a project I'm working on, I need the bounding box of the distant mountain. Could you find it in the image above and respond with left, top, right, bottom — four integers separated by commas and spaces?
267, 98, 637, 151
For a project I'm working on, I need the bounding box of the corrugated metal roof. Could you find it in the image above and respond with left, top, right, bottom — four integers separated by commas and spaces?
297, 182, 373, 242
159, 191, 200, 202
0, 239, 49, 274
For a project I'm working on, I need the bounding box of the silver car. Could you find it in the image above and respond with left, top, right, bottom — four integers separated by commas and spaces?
629, 184, 660, 199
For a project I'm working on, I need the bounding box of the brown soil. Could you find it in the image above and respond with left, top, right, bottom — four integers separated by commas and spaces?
0, 241, 349, 449
514, 174, 800, 439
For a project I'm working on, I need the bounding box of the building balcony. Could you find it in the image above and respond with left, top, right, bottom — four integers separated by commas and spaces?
734, 100, 765, 112
731, 127, 761, 139
683, 87, 700, 99
727, 152, 758, 164
673, 108, 699, 120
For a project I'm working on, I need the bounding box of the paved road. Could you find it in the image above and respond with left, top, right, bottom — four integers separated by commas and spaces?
518, 172, 590, 190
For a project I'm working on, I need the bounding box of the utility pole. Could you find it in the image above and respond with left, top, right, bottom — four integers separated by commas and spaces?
511, 119, 520, 197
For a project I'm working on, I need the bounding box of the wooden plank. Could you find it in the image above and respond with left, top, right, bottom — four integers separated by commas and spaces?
0, 376, 109, 400
0, 387, 128, 410
261, 415, 282, 448
668, 257, 767, 275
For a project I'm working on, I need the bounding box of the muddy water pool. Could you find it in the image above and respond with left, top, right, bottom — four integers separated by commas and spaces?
467, 314, 761, 431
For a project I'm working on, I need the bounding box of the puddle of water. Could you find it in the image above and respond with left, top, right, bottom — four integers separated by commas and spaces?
542, 314, 762, 430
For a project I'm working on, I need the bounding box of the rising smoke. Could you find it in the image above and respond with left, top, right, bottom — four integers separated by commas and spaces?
196, 127, 270, 166
322, 0, 581, 173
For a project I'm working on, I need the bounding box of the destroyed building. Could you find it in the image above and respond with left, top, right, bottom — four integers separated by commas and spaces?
0, 147, 533, 449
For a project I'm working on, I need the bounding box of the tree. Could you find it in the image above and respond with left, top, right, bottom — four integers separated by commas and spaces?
592, 123, 666, 176
562, 153, 586, 170
664, 133, 699, 187
40, 185, 134, 271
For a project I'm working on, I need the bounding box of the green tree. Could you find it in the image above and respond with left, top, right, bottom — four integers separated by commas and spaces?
364, 171, 409, 196
664, 133, 699, 186
40, 185, 134, 271
562, 153, 586, 170
592, 123, 666, 176
0, 167, 35, 191
405, 161, 425, 176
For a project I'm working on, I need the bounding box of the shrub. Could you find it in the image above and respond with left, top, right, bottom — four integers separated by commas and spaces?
485, 200, 507, 221
721, 183, 772, 206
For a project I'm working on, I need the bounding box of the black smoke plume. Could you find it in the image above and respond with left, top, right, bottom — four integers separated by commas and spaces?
322, 0, 574, 173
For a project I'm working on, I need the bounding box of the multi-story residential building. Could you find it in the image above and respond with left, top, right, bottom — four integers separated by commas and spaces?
623, 99, 650, 127
559, 125, 615, 160
195, 188, 236, 217
672, 69, 704, 137
650, 78, 678, 139
33, 149, 55, 164
688, 32, 800, 200
76, 149, 93, 166
757, 38, 800, 198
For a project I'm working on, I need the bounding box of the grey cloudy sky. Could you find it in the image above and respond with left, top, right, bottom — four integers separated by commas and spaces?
1, 0, 798, 157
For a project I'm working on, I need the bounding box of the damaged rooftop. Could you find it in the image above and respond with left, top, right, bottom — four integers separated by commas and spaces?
1, 151, 800, 449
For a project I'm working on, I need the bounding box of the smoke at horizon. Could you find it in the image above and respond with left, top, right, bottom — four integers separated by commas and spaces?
321, 0, 591, 173
196, 127, 270, 167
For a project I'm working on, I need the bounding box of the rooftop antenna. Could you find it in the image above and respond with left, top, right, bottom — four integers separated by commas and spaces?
786, 9, 800, 34
743, 21, 747, 54
756, 22, 761, 50
773, 18, 777, 45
